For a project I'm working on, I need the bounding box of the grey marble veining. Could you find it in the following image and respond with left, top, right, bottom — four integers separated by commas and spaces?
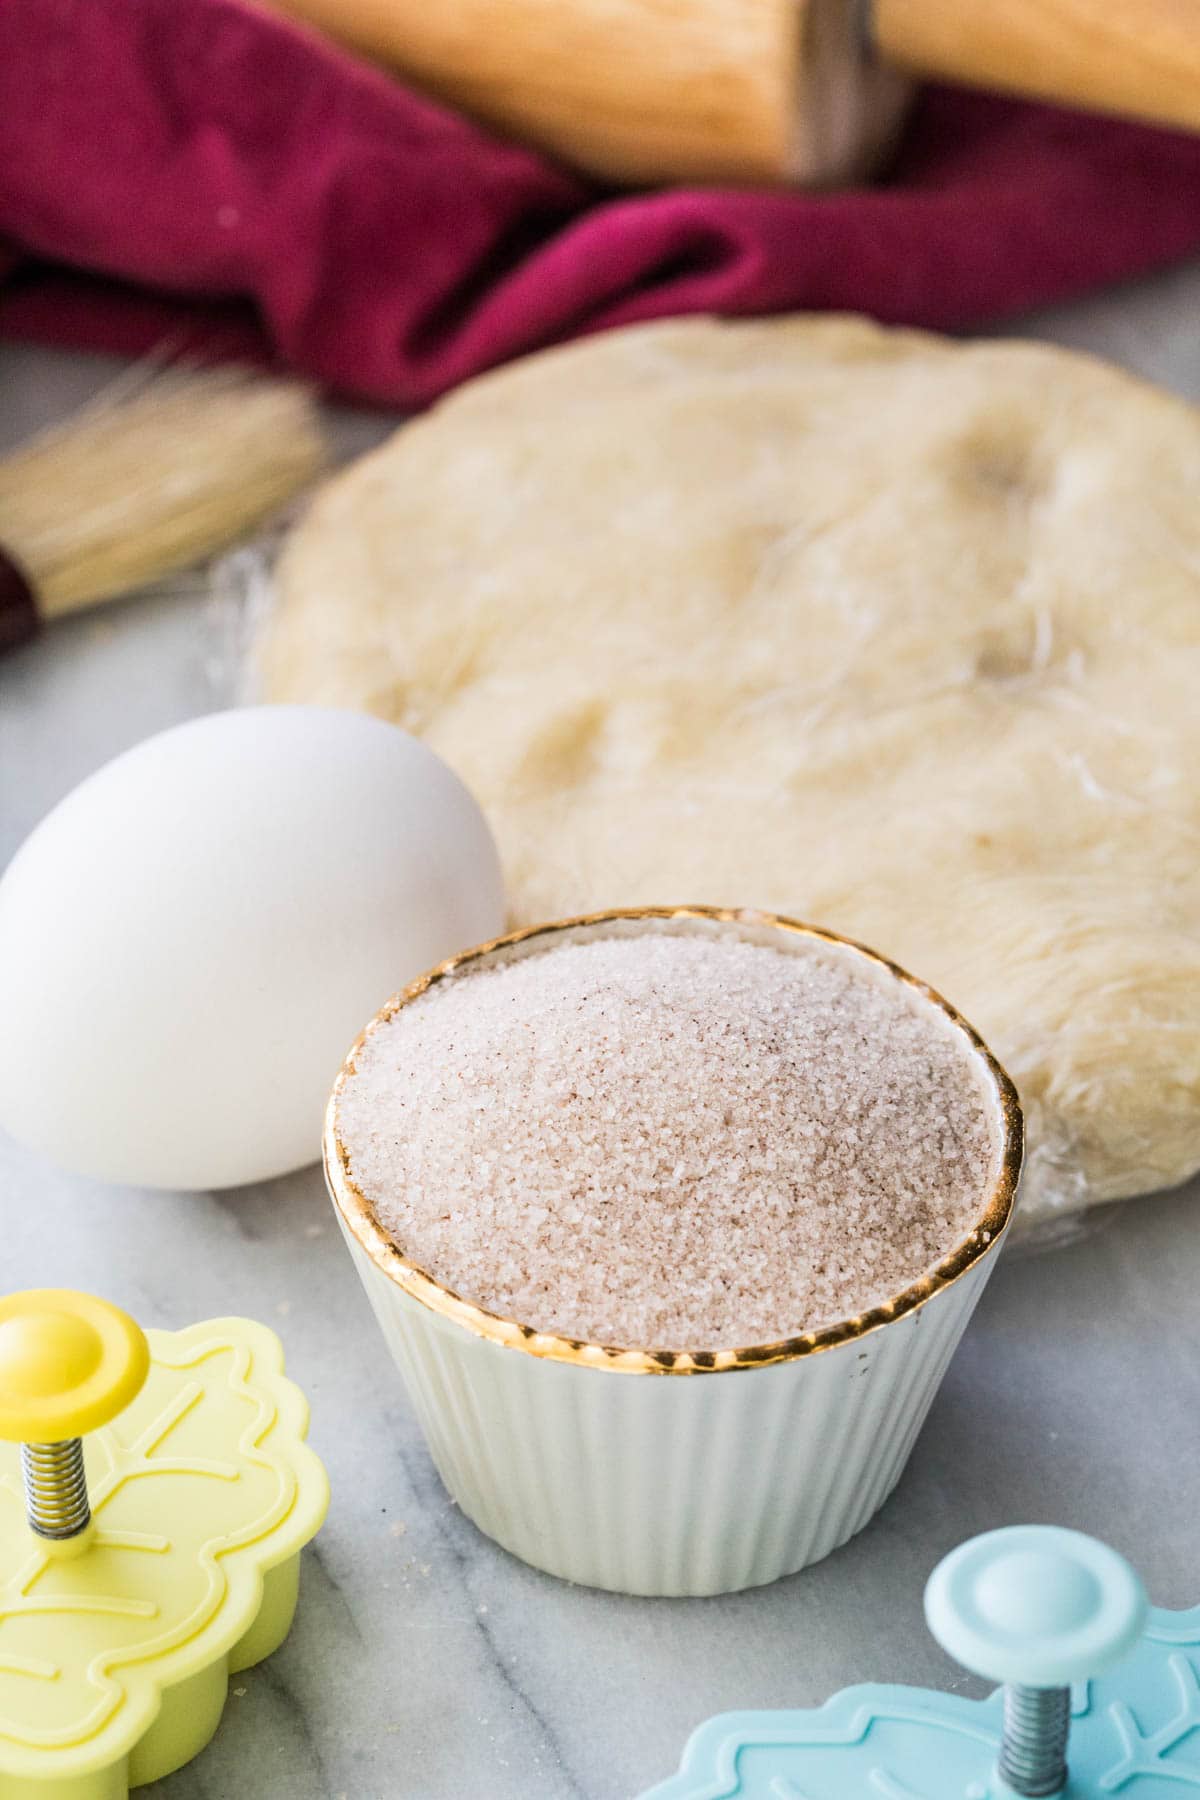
2, 256, 1200, 1799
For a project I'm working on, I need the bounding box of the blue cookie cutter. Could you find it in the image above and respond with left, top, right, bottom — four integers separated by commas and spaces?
643, 1526, 1198, 1798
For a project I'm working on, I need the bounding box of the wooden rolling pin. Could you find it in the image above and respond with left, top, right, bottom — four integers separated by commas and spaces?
268, 0, 1200, 187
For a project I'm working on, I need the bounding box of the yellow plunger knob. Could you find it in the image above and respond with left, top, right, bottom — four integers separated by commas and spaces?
0, 1290, 149, 1443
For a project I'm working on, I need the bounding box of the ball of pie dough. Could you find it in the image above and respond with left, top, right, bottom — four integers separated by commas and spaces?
260, 317, 1200, 1226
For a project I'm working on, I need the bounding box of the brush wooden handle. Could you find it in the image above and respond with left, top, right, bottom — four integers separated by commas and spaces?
873, 0, 1200, 134
267, 0, 910, 185
0, 547, 39, 654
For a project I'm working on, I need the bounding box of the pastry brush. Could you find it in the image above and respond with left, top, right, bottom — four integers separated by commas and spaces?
0, 363, 327, 656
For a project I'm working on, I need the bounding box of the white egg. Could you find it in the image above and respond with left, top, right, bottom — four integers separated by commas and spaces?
0, 706, 505, 1190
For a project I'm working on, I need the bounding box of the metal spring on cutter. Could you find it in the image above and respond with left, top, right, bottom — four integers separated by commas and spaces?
20, 1439, 91, 1539
998, 1684, 1071, 1798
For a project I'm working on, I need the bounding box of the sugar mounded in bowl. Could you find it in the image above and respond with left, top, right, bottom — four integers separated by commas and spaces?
334, 923, 1004, 1350
328, 912, 1020, 1594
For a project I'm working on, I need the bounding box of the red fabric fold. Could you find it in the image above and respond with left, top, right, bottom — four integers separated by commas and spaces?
1, 0, 1199, 407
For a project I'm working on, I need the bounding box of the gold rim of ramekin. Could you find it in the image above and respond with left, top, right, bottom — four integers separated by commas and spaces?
324, 906, 1023, 1375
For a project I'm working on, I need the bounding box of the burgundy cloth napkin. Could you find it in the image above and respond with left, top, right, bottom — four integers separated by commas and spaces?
1, 0, 1200, 408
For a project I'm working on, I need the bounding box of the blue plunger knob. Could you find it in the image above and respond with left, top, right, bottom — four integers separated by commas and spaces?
925, 1524, 1146, 1687
925, 1526, 1147, 1798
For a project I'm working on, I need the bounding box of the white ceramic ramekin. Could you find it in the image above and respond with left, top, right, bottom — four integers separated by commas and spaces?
325, 907, 1022, 1597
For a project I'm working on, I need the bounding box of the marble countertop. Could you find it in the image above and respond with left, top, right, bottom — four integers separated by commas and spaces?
3, 262, 1200, 1800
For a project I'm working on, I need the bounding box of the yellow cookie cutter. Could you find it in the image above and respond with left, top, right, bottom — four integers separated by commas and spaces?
0, 1290, 329, 1797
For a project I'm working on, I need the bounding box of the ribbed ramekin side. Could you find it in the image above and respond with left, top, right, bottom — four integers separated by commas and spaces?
338, 1218, 1002, 1595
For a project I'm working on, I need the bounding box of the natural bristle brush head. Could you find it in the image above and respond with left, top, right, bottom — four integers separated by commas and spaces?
0, 362, 328, 628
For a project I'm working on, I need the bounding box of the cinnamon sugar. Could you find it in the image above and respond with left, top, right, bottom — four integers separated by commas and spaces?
336, 928, 1000, 1348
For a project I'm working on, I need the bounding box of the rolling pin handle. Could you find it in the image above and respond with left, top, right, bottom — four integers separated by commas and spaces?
871, 0, 1200, 137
